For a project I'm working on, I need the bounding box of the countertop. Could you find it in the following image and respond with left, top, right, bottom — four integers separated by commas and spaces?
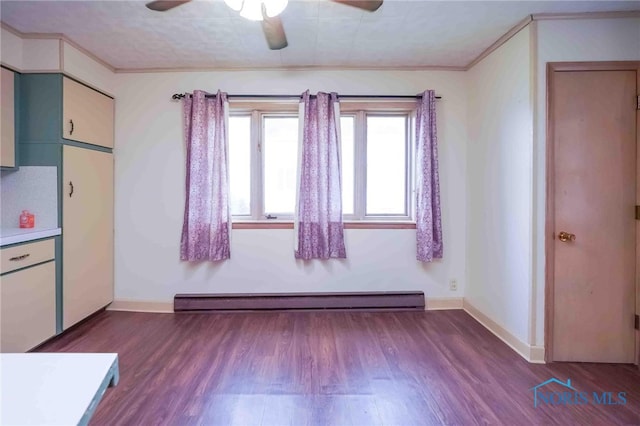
0, 227, 62, 246
1, 353, 119, 425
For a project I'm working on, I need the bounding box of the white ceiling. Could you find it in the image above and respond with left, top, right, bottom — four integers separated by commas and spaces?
1, 0, 639, 70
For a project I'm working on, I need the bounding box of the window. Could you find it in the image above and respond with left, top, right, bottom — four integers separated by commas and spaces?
228, 104, 412, 222
340, 115, 355, 216
263, 116, 298, 215
366, 115, 408, 216
228, 115, 251, 216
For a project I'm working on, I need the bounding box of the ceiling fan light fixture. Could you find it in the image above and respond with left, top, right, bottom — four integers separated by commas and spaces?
224, 0, 288, 21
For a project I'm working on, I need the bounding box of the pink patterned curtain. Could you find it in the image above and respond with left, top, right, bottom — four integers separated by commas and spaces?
295, 91, 346, 259
416, 90, 443, 262
180, 90, 231, 261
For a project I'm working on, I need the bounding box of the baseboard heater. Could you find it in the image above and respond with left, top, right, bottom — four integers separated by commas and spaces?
174, 291, 425, 313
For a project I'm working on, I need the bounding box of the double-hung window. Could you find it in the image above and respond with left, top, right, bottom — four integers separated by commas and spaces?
228, 101, 414, 223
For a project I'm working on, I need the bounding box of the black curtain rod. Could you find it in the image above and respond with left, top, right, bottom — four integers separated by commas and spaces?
171, 93, 442, 100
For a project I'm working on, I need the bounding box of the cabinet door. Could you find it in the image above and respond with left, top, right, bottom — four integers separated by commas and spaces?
63, 145, 113, 329
1, 261, 56, 352
1, 68, 16, 168
62, 77, 114, 149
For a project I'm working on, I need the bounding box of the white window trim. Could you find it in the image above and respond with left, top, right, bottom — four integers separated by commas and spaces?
260, 112, 298, 221
229, 104, 416, 223
359, 111, 414, 221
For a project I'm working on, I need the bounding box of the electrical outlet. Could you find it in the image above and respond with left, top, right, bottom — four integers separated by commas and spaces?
449, 279, 458, 291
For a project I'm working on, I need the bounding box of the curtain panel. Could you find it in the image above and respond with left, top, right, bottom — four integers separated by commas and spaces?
180, 90, 231, 261
295, 91, 346, 260
415, 90, 443, 262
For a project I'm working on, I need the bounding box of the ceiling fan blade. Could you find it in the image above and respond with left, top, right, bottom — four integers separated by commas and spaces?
261, 15, 288, 50
145, 0, 191, 12
331, 0, 383, 12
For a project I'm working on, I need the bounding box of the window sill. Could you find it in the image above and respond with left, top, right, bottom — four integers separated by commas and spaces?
231, 221, 416, 230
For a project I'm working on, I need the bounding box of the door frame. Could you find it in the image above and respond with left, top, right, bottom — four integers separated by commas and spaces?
544, 61, 640, 363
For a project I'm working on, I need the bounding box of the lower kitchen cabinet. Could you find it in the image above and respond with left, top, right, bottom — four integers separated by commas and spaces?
1, 239, 56, 352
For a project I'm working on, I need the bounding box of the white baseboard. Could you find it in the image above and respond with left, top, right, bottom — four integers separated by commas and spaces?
105, 296, 545, 363
463, 299, 545, 364
426, 297, 464, 310
109, 297, 461, 313
107, 299, 174, 313
529, 346, 546, 363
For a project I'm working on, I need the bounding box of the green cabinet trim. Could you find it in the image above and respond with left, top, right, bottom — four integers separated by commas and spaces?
19, 74, 63, 144
55, 236, 63, 334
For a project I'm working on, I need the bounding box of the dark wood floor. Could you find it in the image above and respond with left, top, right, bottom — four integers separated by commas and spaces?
38, 310, 640, 425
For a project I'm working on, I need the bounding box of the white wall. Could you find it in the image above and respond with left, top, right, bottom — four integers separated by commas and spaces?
0, 28, 114, 94
533, 17, 640, 346
62, 42, 115, 95
466, 27, 534, 345
0, 33, 60, 72
22, 39, 60, 71
113, 70, 467, 303
1, 27, 23, 70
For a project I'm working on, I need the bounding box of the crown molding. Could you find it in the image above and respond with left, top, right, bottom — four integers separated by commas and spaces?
4, 10, 639, 75
465, 15, 533, 70
20, 31, 64, 40
463, 10, 640, 71
0, 21, 22, 37
113, 64, 467, 73
532, 10, 640, 21
1, 21, 116, 72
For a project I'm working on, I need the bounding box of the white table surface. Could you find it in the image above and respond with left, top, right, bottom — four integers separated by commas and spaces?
0, 353, 119, 426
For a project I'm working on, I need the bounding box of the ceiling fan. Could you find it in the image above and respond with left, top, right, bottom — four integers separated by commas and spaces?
145, 0, 383, 50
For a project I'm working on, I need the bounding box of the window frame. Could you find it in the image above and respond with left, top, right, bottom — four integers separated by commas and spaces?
361, 111, 413, 221
227, 112, 253, 219
260, 112, 299, 220
228, 100, 416, 224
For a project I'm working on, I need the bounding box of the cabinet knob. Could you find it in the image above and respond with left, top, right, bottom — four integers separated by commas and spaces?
69, 181, 74, 198
69, 119, 74, 135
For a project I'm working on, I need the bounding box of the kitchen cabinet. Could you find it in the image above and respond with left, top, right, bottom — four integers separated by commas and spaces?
63, 145, 113, 329
1, 238, 56, 352
18, 73, 114, 330
19, 74, 114, 149
1, 67, 17, 168
63, 77, 114, 149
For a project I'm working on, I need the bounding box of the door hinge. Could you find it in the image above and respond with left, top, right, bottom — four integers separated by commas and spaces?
636, 205, 640, 220
635, 315, 639, 330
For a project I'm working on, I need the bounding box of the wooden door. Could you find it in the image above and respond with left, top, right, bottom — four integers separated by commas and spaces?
63, 145, 114, 329
551, 69, 637, 362
1, 67, 15, 168
62, 77, 114, 149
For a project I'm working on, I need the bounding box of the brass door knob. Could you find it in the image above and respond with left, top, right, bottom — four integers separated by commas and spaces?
558, 231, 576, 242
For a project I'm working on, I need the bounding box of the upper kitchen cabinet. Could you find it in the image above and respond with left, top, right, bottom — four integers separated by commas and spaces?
19, 73, 113, 150
63, 77, 114, 149
1, 67, 18, 169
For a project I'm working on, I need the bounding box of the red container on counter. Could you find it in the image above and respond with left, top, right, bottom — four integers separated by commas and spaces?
19, 210, 35, 228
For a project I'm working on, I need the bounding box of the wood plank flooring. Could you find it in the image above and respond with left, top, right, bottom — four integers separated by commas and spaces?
37, 310, 640, 425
